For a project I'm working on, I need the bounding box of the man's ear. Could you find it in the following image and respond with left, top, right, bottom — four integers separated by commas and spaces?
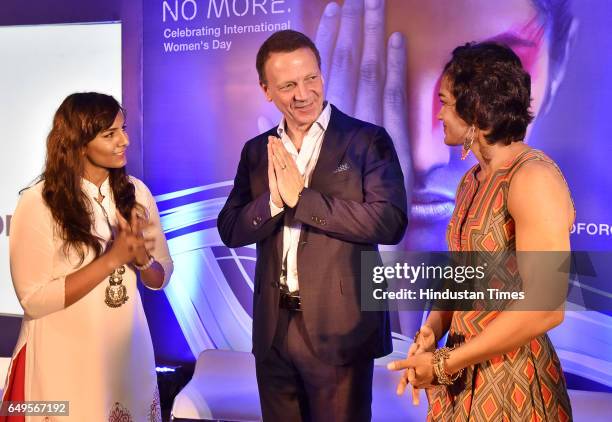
260, 81, 272, 102
543, 18, 579, 114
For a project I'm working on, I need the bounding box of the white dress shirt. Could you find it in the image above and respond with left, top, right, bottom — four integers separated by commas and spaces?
270, 103, 331, 292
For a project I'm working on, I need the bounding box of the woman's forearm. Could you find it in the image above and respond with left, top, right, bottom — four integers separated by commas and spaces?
445, 309, 563, 374
65, 252, 119, 307
424, 310, 454, 342
139, 261, 165, 289
66, 255, 166, 306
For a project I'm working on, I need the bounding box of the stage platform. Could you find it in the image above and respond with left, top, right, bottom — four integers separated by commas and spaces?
170, 349, 612, 422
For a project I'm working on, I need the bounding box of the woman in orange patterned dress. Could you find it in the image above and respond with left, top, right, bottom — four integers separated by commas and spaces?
388, 42, 574, 421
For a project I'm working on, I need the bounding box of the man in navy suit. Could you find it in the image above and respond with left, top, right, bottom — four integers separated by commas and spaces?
218, 30, 407, 422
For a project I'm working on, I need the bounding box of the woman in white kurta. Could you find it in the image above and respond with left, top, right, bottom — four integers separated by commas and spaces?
1, 93, 173, 422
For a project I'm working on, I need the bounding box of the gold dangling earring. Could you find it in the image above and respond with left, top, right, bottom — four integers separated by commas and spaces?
461, 126, 476, 160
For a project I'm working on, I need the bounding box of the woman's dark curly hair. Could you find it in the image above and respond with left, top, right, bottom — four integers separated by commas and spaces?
41, 92, 141, 264
443, 42, 534, 145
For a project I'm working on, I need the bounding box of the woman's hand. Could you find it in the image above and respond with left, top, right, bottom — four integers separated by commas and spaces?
392, 325, 437, 403
388, 351, 436, 390
414, 324, 436, 353
107, 209, 153, 268
127, 208, 156, 266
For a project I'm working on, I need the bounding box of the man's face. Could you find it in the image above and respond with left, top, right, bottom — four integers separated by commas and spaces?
386, 0, 549, 250
260, 47, 324, 130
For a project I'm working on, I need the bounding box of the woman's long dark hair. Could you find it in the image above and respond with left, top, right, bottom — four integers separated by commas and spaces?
42, 92, 138, 264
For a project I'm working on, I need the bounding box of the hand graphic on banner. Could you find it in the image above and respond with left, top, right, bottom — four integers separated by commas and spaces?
315, 0, 412, 207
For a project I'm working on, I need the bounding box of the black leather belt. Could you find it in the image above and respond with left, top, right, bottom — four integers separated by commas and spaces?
279, 290, 302, 311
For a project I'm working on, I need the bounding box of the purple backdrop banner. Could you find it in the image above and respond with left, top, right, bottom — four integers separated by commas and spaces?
144, 0, 612, 390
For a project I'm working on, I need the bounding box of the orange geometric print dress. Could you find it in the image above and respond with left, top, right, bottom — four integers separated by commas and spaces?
426, 149, 573, 421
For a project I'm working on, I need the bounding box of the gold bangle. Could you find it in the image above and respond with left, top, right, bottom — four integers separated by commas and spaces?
432, 346, 463, 385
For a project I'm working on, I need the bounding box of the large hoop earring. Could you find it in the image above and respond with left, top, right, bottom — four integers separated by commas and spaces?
461, 126, 476, 160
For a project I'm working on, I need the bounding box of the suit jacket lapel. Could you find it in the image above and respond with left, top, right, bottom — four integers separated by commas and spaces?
309, 105, 352, 191
252, 127, 277, 195
250, 128, 284, 269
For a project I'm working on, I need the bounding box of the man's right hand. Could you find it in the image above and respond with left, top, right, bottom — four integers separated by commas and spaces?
268, 136, 284, 208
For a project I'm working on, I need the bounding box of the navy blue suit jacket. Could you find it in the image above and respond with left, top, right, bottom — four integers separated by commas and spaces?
218, 105, 408, 365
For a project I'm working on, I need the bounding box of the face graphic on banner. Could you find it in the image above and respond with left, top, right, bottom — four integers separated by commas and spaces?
315, 0, 574, 251
260, 47, 325, 131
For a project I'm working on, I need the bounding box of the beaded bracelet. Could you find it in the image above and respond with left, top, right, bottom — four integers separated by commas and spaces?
134, 254, 155, 271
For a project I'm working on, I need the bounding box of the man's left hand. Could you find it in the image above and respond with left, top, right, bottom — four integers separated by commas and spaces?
270, 138, 304, 208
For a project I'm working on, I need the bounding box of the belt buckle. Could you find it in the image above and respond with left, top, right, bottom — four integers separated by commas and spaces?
280, 290, 302, 311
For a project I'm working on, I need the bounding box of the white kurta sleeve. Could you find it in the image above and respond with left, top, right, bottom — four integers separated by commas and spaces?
9, 186, 66, 319
132, 177, 174, 290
